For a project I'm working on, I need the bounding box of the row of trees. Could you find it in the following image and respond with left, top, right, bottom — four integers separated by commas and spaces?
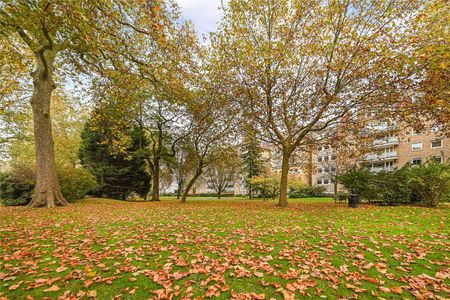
1, 0, 448, 207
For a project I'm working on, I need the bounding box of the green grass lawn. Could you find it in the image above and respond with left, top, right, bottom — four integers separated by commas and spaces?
0, 198, 449, 299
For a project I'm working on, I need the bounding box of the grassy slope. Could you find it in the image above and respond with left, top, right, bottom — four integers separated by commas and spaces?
0, 198, 449, 299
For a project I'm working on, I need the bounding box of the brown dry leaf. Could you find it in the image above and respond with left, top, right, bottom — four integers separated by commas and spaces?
55, 266, 68, 273
43, 285, 60, 292
435, 272, 447, 279
87, 290, 97, 298
254, 271, 264, 278
391, 286, 402, 294
8, 283, 21, 291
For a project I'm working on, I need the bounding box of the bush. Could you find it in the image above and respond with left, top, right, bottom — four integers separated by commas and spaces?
337, 168, 378, 200
0, 167, 34, 205
0, 166, 97, 205
289, 185, 326, 198
57, 167, 97, 202
408, 162, 450, 207
1, 198, 30, 206
374, 167, 412, 205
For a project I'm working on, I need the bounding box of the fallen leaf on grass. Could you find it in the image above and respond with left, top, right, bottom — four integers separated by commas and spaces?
55, 266, 68, 273
87, 290, 97, 298
43, 285, 60, 292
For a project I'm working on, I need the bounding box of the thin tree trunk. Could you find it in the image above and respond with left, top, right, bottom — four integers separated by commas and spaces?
307, 151, 313, 187
151, 158, 160, 201
28, 50, 67, 208
176, 179, 183, 200
278, 150, 290, 207
333, 181, 338, 200
181, 170, 202, 203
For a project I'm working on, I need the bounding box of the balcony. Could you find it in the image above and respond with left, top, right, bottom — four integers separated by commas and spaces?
373, 137, 399, 147
370, 166, 395, 173
365, 151, 398, 161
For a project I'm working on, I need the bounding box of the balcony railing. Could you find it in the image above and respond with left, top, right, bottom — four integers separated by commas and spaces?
370, 166, 395, 173
373, 137, 399, 147
365, 151, 398, 161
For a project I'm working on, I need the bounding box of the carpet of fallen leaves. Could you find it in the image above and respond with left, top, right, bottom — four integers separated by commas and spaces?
0, 198, 449, 300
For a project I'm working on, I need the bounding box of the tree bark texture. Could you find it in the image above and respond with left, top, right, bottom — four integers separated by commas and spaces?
28, 50, 67, 208
181, 170, 202, 203
277, 150, 290, 207
150, 158, 160, 201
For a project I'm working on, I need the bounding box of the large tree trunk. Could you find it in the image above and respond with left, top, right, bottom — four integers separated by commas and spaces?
278, 150, 290, 207
151, 158, 160, 201
28, 50, 67, 208
181, 170, 202, 203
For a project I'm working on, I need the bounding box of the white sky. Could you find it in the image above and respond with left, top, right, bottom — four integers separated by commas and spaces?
176, 0, 226, 37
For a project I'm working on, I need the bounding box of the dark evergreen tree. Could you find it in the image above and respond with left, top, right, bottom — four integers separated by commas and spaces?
79, 121, 150, 200
241, 134, 264, 199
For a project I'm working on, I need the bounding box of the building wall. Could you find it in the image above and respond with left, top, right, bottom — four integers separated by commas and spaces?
398, 129, 449, 166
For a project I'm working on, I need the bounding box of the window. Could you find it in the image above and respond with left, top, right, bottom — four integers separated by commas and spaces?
318, 157, 323, 162
323, 179, 329, 184
324, 167, 330, 173
324, 156, 329, 162
431, 156, 443, 163
318, 168, 323, 173
412, 158, 422, 165
412, 142, 423, 151
317, 179, 322, 185
431, 139, 443, 148
331, 167, 336, 173
331, 155, 336, 161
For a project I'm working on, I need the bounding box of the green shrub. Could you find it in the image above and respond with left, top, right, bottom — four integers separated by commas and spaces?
374, 167, 412, 205
337, 168, 378, 200
0, 167, 34, 206
1, 198, 30, 206
0, 166, 97, 205
408, 162, 450, 207
57, 167, 97, 202
289, 185, 326, 198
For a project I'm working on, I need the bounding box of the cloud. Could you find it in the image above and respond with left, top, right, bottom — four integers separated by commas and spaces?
175, 0, 226, 36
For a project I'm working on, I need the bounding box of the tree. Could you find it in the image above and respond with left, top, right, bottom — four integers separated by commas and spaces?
0, 1, 95, 207
397, 0, 450, 135
241, 132, 264, 198
179, 94, 236, 203
3, 92, 97, 204
206, 148, 241, 199
0, 0, 179, 207
79, 117, 150, 200
213, 0, 423, 207
170, 146, 195, 199
318, 123, 374, 199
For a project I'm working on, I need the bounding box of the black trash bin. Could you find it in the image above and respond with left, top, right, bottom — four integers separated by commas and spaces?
348, 194, 359, 208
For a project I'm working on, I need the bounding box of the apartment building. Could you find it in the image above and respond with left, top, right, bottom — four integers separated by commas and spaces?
313, 124, 449, 194
314, 145, 337, 193
162, 125, 448, 197
398, 127, 448, 166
